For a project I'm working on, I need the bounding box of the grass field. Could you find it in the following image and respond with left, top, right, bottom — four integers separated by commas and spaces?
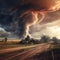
0, 39, 37, 50
0, 38, 60, 50
50, 44, 60, 52
0, 39, 23, 50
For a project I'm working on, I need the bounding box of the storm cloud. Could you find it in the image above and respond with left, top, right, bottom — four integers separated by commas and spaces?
0, 0, 60, 39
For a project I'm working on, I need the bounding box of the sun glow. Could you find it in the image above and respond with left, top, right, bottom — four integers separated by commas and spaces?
47, 26, 60, 37
31, 19, 60, 39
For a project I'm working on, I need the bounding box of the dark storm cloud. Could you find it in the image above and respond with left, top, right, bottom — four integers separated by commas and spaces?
0, 0, 34, 38
0, 0, 59, 38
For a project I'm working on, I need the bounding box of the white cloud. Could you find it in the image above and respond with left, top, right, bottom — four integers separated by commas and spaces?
0, 27, 11, 37
31, 20, 60, 39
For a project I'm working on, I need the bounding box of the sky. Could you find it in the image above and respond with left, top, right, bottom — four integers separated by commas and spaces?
31, 9, 60, 39
0, 0, 60, 39
31, 19, 60, 39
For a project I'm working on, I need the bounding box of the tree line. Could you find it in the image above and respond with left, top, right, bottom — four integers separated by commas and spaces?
19, 35, 59, 44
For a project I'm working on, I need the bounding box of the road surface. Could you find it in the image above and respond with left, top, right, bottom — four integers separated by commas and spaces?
0, 43, 51, 60
0, 45, 37, 54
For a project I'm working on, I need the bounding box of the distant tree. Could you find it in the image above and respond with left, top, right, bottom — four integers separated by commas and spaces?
20, 35, 42, 44
52, 37, 58, 44
19, 40, 27, 44
28, 38, 40, 44
25, 35, 31, 44
3, 37, 8, 45
0, 33, 8, 43
40, 35, 50, 43
19, 35, 31, 44
28, 38, 34, 44
4, 37, 8, 43
25, 35, 30, 41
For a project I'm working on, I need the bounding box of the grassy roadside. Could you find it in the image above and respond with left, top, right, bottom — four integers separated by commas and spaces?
50, 43, 60, 49
0, 39, 41, 50
0, 44, 36, 50
50, 44, 60, 60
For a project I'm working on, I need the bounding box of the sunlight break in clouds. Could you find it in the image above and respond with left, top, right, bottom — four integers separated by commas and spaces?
31, 20, 60, 39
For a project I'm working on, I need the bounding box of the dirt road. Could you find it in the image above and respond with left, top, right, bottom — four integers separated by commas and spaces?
0, 43, 51, 60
